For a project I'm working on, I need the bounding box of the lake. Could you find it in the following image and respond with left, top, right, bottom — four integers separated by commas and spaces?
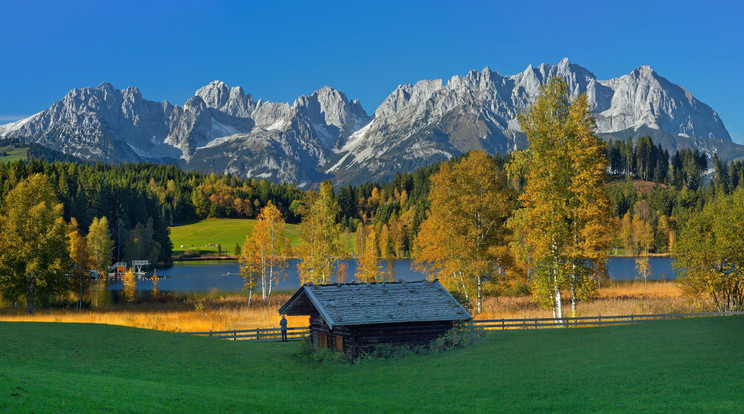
107, 256, 676, 294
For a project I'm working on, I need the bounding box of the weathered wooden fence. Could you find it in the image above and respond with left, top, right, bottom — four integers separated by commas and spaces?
184, 326, 309, 341
184, 311, 742, 341
469, 311, 744, 330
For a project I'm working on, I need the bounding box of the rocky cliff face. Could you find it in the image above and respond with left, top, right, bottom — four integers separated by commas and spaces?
328, 58, 737, 183
1, 59, 738, 185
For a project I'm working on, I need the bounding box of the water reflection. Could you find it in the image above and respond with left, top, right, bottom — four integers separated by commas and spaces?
106, 257, 676, 294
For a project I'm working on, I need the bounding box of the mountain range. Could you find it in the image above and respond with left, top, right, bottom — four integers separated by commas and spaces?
2, 58, 741, 185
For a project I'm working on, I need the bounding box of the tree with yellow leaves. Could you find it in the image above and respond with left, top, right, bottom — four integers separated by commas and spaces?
0, 174, 69, 314
356, 230, 383, 282
415, 150, 514, 313
508, 77, 612, 320
674, 188, 744, 312
239, 201, 290, 301
121, 268, 136, 303
87, 216, 114, 280
68, 218, 91, 311
297, 181, 346, 284
632, 200, 654, 294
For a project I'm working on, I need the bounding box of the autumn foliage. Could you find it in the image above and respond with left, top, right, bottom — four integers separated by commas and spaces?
415, 150, 515, 313
508, 78, 612, 319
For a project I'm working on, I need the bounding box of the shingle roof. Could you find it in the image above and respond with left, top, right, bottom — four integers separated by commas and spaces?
278, 280, 472, 328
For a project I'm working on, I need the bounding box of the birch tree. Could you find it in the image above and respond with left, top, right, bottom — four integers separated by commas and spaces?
297, 181, 346, 284
68, 218, 91, 311
508, 77, 611, 321
239, 202, 289, 300
357, 229, 388, 282
87, 216, 114, 278
414, 150, 514, 313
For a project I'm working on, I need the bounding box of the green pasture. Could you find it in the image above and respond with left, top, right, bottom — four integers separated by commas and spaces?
169, 219, 299, 256
0, 145, 28, 162
1, 315, 742, 412
169, 219, 354, 256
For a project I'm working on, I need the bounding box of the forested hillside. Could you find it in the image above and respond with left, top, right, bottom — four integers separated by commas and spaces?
0, 134, 742, 265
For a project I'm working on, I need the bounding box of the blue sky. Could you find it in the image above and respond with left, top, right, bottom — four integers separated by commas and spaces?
1, 0, 742, 143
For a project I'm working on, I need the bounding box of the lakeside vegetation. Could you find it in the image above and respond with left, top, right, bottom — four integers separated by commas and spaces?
2, 315, 742, 412
0, 281, 703, 333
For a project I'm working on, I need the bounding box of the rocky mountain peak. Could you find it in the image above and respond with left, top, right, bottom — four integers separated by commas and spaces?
1, 59, 738, 186
184, 95, 206, 110
195, 80, 255, 117
293, 86, 371, 149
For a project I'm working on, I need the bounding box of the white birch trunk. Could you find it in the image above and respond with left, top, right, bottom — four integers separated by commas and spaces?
477, 275, 482, 314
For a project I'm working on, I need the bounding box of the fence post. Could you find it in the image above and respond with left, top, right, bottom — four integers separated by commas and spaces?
534, 318, 537, 329
598, 316, 602, 326
630, 315, 634, 324
209, 331, 212, 337
234, 330, 237, 341
256, 328, 260, 341
502, 318, 505, 330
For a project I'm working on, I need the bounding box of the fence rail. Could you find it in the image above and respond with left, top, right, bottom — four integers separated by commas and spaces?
469, 311, 744, 330
183, 311, 743, 341
183, 326, 309, 341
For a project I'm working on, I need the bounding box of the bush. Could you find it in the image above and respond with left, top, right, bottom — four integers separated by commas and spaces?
358, 343, 429, 361
430, 323, 485, 353
359, 323, 485, 361
294, 337, 348, 364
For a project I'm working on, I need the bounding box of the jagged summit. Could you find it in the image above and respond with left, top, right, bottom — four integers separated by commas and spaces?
195, 80, 255, 118
0, 59, 739, 185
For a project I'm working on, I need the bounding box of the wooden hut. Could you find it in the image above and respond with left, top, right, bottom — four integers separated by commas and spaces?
278, 280, 472, 358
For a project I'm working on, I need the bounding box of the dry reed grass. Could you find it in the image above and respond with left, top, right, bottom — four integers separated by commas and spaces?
0, 294, 309, 333
476, 280, 711, 321
0, 281, 710, 332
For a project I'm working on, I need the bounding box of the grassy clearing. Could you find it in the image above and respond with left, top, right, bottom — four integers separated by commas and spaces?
169, 218, 354, 256
169, 219, 290, 255
0, 145, 28, 162
1, 315, 742, 412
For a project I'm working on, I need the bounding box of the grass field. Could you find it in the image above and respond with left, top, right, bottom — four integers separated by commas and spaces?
169, 219, 355, 256
169, 219, 301, 256
0, 145, 28, 162
1, 315, 742, 412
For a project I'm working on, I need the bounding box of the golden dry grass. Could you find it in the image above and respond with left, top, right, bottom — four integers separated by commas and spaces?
0, 294, 309, 333
476, 280, 711, 321
1, 281, 709, 332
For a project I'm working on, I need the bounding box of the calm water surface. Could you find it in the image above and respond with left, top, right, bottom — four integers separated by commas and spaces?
108, 257, 676, 294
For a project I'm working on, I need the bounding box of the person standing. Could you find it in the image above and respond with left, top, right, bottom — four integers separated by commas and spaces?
280, 315, 288, 342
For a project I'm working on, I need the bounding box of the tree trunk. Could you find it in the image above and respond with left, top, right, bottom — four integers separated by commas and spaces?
554, 280, 563, 325
570, 282, 577, 318
26, 275, 36, 315
477, 275, 482, 314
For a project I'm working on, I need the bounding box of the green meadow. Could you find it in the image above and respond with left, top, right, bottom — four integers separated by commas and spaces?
0, 145, 28, 162
169, 219, 354, 256
1, 315, 742, 413
169, 219, 300, 256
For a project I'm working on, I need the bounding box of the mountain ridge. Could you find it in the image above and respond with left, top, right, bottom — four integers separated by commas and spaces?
2, 58, 740, 185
